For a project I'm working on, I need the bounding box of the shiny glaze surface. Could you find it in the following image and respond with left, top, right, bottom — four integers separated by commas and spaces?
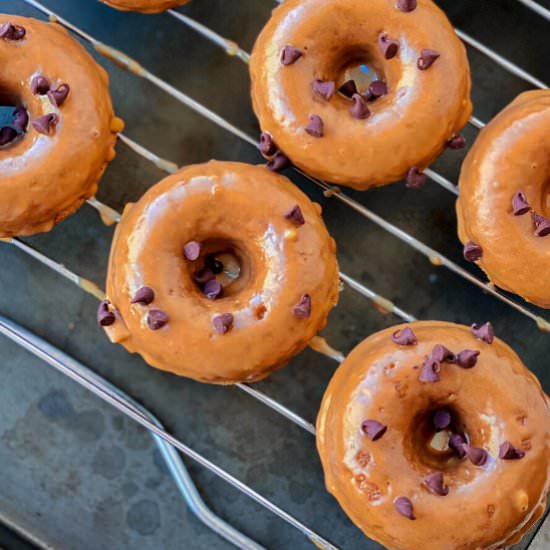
457, 90, 550, 308
317, 321, 550, 550
101, 0, 190, 13
249, 0, 472, 190
0, 15, 121, 237
105, 161, 339, 384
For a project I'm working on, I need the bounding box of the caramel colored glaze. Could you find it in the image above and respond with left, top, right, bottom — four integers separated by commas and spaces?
457, 90, 550, 308
317, 321, 550, 550
101, 0, 191, 13
249, 0, 472, 190
0, 15, 122, 238
104, 161, 339, 384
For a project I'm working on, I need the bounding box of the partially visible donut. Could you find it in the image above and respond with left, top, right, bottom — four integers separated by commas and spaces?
250, 0, 472, 189
101, 0, 191, 13
0, 15, 122, 237
101, 161, 339, 384
457, 90, 550, 308
317, 321, 550, 550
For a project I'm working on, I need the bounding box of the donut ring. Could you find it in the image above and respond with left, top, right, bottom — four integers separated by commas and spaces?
457, 90, 550, 308
101, 0, 191, 13
102, 161, 340, 384
0, 16, 122, 238
250, 0, 472, 190
317, 321, 550, 550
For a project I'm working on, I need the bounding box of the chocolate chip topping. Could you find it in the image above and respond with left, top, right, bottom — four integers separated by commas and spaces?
31, 113, 58, 135
464, 445, 489, 466
533, 212, 550, 237
471, 322, 494, 344
350, 93, 370, 120
183, 241, 201, 261
312, 79, 336, 101
305, 114, 324, 138
48, 83, 70, 107
424, 472, 449, 496
417, 49, 440, 70
361, 419, 387, 441
31, 75, 50, 95
97, 300, 116, 327
267, 152, 290, 172
147, 309, 169, 330
406, 167, 427, 189
368, 80, 388, 99
131, 286, 155, 305
280, 45, 303, 66
394, 497, 416, 520
0, 127, 16, 146
339, 79, 358, 98
512, 191, 531, 216
0, 23, 26, 41
12, 106, 28, 132
431, 344, 456, 363
432, 409, 452, 431
449, 433, 467, 458
259, 131, 277, 156
213, 312, 234, 335
293, 294, 311, 319
204, 279, 222, 300
456, 349, 480, 369
397, 0, 417, 12
446, 134, 466, 150
499, 441, 526, 460
463, 241, 483, 262
392, 326, 417, 345
285, 204, 305, 226
419, 356, 440, 383
193, 267, 215, 285
378, 33, 399, 60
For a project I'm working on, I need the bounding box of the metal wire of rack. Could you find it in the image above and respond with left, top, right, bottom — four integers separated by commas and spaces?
0, 0, 549, 548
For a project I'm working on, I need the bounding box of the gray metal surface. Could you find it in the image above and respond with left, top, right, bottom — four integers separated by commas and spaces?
0, 0, 548, 549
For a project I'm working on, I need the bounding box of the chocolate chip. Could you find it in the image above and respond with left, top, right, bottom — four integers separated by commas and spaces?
267, 152, 290, 172
31, 113, 58, 135
280, 45, 303, 66
293, 294, 311, 319
350, 94, 370, 120
424, 472, 449, 496
97, 300, 116, 327
431, 344, 456, 363
391, 326, 417, 345
406, 167, 427, 189
131, 286, 155, 305
31, 75, 50, 95
368, 80, 388, 99
339, 79, 358, 98
533, 212, 550, 237
449, 433, 467, 458
12, 106, 28, 132
463, 241, 482, 262
183, 241, 201, 261
464, 445, 488, 466
456, 349, 480, 369
471, 322, 494, 344
419, 356, 440, 383
397, 0, 417, 12
499, 441, 525, 460
512, 191, 530, 216
394, 497, 415, 520
446, 134, 466, 150
432, 409, 452, 431
361, 419, 387, 441
305, 115, 324, 138
417, 49, 440, 70
312, 79, 335, 101
259, 131, 277, 156
48, 83, 70, 107
285, 205, 305, 226
147, 309, 169, 330
204, 279, 222, 300
378, 33, 399, 59
0, 23, 26, 41
213, 312, 233, 334
0, 127, 16, 146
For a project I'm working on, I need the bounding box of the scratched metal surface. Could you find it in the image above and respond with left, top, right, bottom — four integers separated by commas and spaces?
0, 0, 548, 549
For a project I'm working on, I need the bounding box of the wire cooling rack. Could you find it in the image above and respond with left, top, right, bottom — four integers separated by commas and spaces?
0, 0, 549, 548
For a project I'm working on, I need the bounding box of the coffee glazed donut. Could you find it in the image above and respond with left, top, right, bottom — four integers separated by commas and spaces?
100, 161, 339, 384
0, 16, 122, 237
250, 0, 472, 190
457, 90, 550, 308
317, 321, 550, 550
101, 0, 191, 13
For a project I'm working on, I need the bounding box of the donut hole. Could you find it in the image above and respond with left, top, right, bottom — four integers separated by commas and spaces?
334, 48, 385, 99
0, 88, 27, 148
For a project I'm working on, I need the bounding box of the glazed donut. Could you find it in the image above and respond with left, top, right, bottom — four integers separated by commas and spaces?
0, 16, 122, 238
317, 321, 550, 550
250, 0, 472, 190
457, 90, 550, 308
101, 0, 191, 13
101, 161, 339, 384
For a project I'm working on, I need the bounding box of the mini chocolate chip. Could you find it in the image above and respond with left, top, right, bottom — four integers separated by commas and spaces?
305, 114, 324, 138
378, 33, 399, 59
432, 409, 452, 431
471, 322, 494, 344
368, 80, 388, 99
406, 167, 427, 189
499, 441, 525, 460
183, 241, 201, 261
97, 300, 116, 327
267, 152, 290, 172
339, 79, 358, 98
131, 286, 155, 305
391, 327, 417, 346
424, 472, 449, 496
312, 79, 335, 101
31, 113, 58, 135
259, 131, 277, 156
204, 279, 222, 300
419, 356, 440, 383
456, 349, 480, 369
397, 0, 417, 12
285, 204, 305, 226
213, 312, 233, 334
417, 49, 440, 70
0, 23, 26, 41
394, 497, 416, 520
193, 267, 215, 285
463, 241, 482, 262
361, 419, 387, 441
48, 83, 70, 107
0, 127, 16, 146
533, 212, 550, 237
31, 75, 50, 95
280, 45, 303, 66
293, 294, 311, 319
350, 93, 370, 120
431, 344, 456, 363
512, 191, 530, 216
464, 445, 488, 466
449, 433, 467, 458
147, 309, 169, 330
12, 106, 28, 132
446, 134, 466, 150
